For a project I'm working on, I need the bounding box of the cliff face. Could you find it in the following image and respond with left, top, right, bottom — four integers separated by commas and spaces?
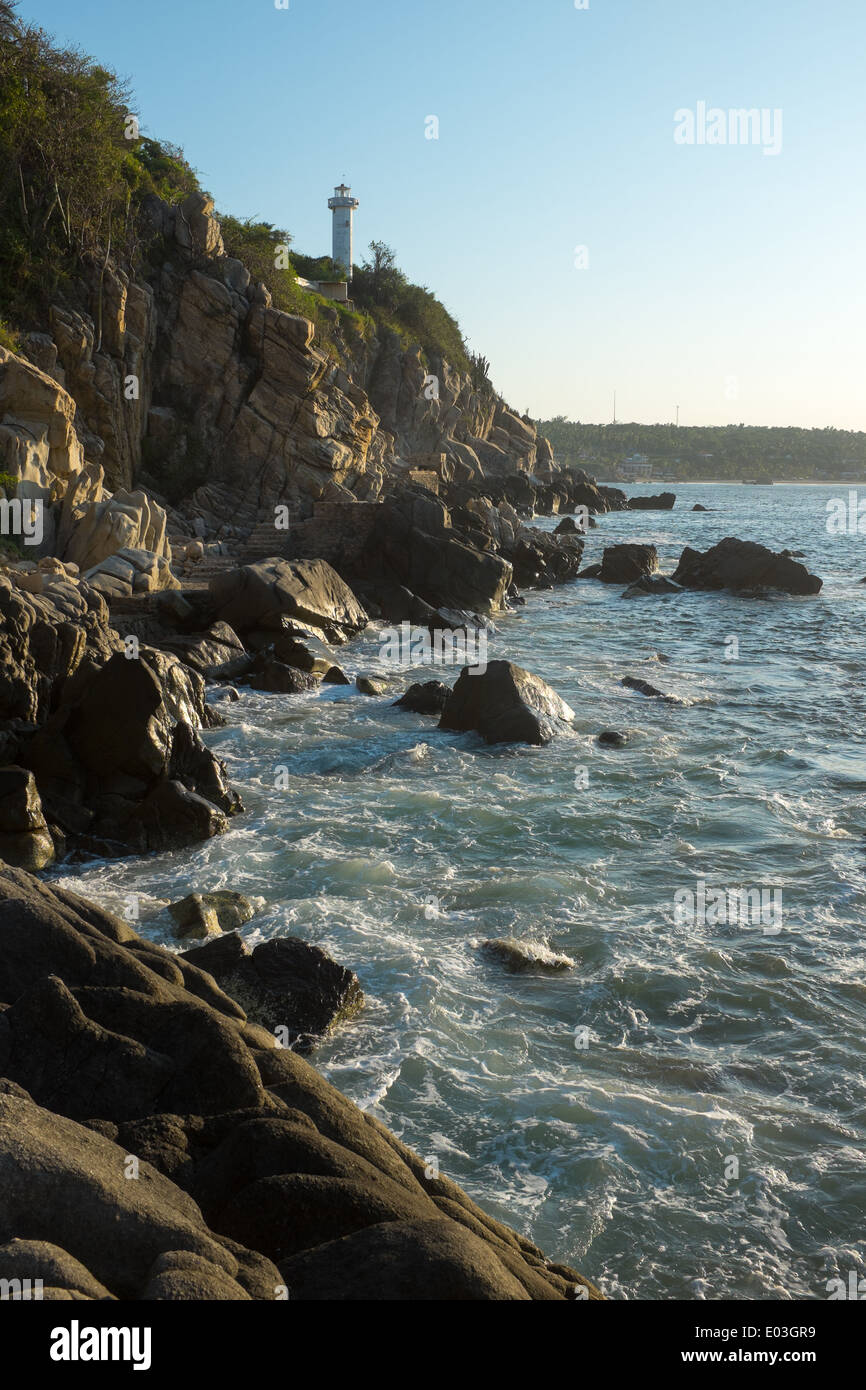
5, 192, 559, 540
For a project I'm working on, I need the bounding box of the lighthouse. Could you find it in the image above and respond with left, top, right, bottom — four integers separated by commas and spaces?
327, 183, 359, 279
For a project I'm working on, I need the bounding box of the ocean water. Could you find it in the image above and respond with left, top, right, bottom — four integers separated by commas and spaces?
53, 483, 866, 1300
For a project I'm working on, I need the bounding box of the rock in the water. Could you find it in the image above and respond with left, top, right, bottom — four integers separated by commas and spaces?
597, 730, 629, 747
323, 665, 351, 685
170, 891, 255, 940
356, 675, 387, 696
393, 681, 450, 715
627, 493, 675, 511
481, 939, 575, 973
671, 538, 822, 595
439, 660, 574, 746
621, 675, 681, 704
692, 504, 709, 512
247, 661, 318, 695
217, 937, 364, 1053
621, 576, 681, 599
599, 545, 659, 584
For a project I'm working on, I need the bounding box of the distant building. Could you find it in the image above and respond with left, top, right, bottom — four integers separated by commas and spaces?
618, 453, 652, 481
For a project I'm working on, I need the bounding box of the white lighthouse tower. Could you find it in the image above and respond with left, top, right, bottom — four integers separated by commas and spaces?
328, 183, 359, 280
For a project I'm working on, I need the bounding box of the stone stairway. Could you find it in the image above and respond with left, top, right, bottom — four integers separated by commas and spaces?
239, 518, 292, 565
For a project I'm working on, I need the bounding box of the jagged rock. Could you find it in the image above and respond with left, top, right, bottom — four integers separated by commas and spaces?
64, 491, 169, 572
599, 545, 659, 584
480, 939, 575, 973
671, 539, 822, 595
209, 558, 367, 643
393, 681, 450, 715
576, 563, 602, 580
323, 666, 350, 685
439, 660, 574, 746
692, 504, 709, 512
160, 623, 251, 681
0, 870, 600, 1300
23, 649, 241, 855
179, 930, 251, 978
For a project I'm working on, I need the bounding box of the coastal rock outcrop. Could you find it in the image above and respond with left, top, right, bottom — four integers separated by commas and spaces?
439, 660, 574, 746
0, 869, 601, 1300
209, 558, 368, 643
671, 538, 823, 595
599, 545, 659, 585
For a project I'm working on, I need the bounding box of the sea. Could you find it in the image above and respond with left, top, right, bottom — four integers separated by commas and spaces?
52, 482, 866, 1300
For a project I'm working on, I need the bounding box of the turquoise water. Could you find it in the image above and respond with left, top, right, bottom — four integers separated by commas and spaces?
56, 484, 866, 1300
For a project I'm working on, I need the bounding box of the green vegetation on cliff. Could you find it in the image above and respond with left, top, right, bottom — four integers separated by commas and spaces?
0, 2, 486, 386
538, 418, 866, 482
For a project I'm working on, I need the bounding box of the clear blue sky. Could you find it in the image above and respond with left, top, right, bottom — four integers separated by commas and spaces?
21, 0, 866, 430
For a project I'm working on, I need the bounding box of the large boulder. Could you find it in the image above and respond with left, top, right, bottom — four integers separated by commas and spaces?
671, 538, 822, 595
23, 650, 241, 855
63, 490, 170, 572
599, 544, 659, 584
195, 936, 364, 1055
209, 558, 368, 643
439, 660, 574, 745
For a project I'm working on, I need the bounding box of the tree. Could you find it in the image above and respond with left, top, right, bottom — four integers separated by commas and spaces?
0, 2, 18, 41
359, 240, 403, 311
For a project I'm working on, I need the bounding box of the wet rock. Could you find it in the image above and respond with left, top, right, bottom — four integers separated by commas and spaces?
323, 666, 351, 685
480, 938, 575, 973
179, 930, 251, 978
439, 660, 574, 746
597, 730, 629, 747
576, 563, 602, 580
692, 504, 709, 512
246, 660, 318, 695
393, 681, 450, 715
218, 937, 364, 1053
169, 891, 255, 940
621, 675, 681, 704
671, 538, 822, 595
599, 545, 659, 584
356, 676, 386, 696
